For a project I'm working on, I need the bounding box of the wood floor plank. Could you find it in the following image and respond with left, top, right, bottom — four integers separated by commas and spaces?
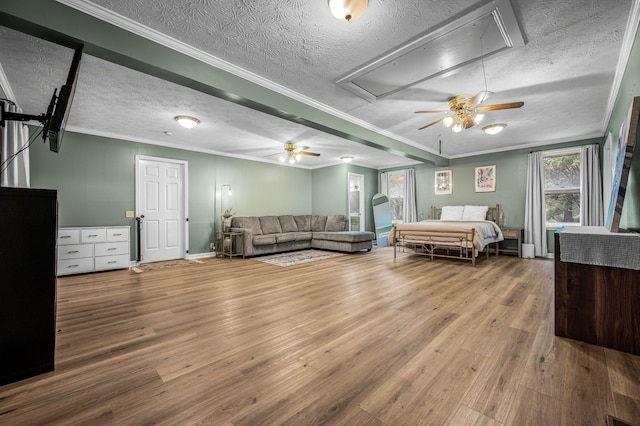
1, 248, 639, 425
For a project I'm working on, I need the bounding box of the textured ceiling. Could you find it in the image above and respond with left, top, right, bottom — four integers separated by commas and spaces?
0, 0, 637, 168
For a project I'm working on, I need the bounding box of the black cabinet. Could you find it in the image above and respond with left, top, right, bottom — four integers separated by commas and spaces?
0, 187, 57, 385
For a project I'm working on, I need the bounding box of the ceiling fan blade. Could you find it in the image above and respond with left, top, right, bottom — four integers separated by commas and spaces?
462, 116, 475, 129
475, 101, 524, 112
415, 110, 449, 114
418, 118, 445, 130
263, 152, 282, 158
468, 91, 493, 108
299, 151, 320, 157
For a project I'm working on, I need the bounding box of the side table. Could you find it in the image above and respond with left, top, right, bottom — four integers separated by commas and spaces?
221, 231, 244, 260
498, 227, 523, 257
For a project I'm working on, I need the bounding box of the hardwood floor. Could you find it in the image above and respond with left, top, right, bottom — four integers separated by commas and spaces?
1, 247, 639, 425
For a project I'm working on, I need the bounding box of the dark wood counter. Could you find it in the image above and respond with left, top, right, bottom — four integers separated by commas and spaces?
554, 233, 640, 355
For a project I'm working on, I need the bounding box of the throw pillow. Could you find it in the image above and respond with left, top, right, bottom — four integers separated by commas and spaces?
440, 205, 464, 220
462, 205, 489, 221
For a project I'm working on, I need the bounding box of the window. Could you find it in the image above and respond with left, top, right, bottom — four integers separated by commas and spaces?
543, 149, 581, 227
387, 171, 405, 223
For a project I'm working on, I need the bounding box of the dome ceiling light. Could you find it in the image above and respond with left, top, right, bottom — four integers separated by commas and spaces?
174, 116, 200, 129
328, 0, 368, 22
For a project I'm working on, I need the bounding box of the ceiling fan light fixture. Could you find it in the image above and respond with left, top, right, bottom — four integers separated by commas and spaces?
341, 156, 354, 163
473, 114, 485, 125
452, 122, 464, 133
483, 123, 507, 135
442, 116, 454, 127
174, 115, 200, 129
328, 0, 368, 22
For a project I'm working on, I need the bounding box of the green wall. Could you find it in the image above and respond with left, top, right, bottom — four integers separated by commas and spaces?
311, 164, 378, 232
29, 130, 313, 256
605, 23, 640, 231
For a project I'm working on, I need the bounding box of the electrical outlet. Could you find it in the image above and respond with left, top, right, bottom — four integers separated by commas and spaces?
210, 243, 215, 250
125, 210, 134, 218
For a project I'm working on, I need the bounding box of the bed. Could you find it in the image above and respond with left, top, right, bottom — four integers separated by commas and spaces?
391, 205, 504, 266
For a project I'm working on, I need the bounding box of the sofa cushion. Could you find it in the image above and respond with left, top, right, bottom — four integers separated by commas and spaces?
311, 215, 328, 232
295, 232, 313, 241
253, 234, 276, 245
231, 216, 262, 235
294, 215, 311, 232
325, 215, 347, 232
259, 216, 282, 234
278, 215, 298, 233
312, 231, 375, 243
275, 233, 297, 243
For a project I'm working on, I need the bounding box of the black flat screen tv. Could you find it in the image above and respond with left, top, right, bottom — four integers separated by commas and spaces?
44, 46, 83, 153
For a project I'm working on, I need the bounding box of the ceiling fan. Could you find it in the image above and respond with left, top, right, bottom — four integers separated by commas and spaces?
267, 142, 320, 164
415, 91, 524, 134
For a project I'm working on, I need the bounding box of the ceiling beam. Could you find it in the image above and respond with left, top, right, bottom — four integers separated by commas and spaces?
0, 0, 447, 166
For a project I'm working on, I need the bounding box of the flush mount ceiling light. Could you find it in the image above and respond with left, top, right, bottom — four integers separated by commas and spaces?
174, 116, 200, 129
482, 123, 507, 135
341, 156, 354, 163
328, 0, 368, 22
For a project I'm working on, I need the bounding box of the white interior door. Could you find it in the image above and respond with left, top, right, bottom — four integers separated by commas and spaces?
136, 155, 188, 263
348, 173, 365, 231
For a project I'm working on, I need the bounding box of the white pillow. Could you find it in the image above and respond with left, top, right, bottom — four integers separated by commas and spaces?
440, 205, 464, 220
462, 205, 489, 221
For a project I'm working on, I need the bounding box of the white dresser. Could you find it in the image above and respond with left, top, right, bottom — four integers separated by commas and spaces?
57, 226, 130, 276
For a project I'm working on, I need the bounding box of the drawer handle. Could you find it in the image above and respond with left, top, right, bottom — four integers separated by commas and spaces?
68, 250, 79, 254
107, 248, 117, 251
107, 261, 117, 264
60, 235, 71, 239
68, 264, 79, 268
88, 234, 99, 238
112, 233, 122, 236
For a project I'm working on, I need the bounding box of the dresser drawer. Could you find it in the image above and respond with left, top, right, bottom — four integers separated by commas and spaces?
57, 228, 80, 245
81, 228, 106, 243
57, 257, 94, 276
58, 243, 93, 260
501, 228, 520, 239
94, 254, 130, 271
107, 227, 129, 242
94, 241, 129, 257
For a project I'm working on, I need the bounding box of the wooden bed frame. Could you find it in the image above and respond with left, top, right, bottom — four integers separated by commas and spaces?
392, 205, 500, 267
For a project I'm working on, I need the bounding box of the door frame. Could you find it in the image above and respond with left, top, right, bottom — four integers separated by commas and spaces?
348, 172, 365, 231
135, 155, 189, 262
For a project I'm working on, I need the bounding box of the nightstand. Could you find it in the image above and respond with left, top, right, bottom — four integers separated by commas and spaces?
498, 227, 523, 257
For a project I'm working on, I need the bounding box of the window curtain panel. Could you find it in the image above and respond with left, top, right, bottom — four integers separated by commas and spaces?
403, 168, 417, 223
1, 100, 30, 188
524, 151, 547, 257
581, 144, 603, 226
380, 171, 389, 196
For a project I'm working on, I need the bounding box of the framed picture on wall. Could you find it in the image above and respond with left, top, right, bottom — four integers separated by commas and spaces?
435, 170, 452, 194
475, 165, 496, 192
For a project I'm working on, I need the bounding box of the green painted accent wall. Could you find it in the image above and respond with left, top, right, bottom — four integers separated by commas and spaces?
29, 130, 312, 256
605, 23, 640, 231
311, 164, 378, 232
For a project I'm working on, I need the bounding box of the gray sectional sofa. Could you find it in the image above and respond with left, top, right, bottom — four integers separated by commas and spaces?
229, 214, 375, 257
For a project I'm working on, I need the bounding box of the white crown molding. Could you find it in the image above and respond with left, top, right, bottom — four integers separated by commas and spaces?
55, 0, 437, 157
602, 0, 640, 132
446, 130, 604, 159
